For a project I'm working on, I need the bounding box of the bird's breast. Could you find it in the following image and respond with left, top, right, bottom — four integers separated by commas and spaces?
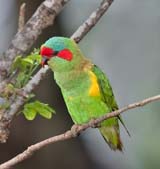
54, 70, 101, 99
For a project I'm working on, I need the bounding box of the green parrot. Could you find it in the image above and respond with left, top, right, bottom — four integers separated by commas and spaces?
40, 37, 127, 151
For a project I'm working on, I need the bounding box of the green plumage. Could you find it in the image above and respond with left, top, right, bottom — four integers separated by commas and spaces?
42, 37, 123, 150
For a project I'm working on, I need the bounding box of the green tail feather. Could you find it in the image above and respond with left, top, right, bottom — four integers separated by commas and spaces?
118, 116, 131, 137
99, 126, 123, 151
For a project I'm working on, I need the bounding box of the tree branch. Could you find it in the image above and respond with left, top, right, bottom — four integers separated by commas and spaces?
18, 3, 26, 32
0, 0, 114, 143
71, 0, 113, 43
0, 94, 160, 169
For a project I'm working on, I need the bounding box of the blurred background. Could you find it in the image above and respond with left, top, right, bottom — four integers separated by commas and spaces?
0, 0, 160, 168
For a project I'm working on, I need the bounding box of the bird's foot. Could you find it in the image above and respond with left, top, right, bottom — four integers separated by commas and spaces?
71, 124, 81, 137
89, 118, 101, 128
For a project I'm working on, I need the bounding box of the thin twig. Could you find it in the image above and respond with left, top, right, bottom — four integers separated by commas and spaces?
18, 3, 26, 32
0, 94, 160, 169
0, 0, 114, 143
71, 0, 113, 43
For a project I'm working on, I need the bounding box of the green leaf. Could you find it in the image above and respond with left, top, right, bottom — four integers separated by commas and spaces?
27, 53, 41, 64
12, 56, 32, 71
23, 107, 37, 120
22, 100, 55, 120
38, 108, 52, 119
23, 58, 34, 64
15, 72, 27, 88
34, 101, 55, 119
10, 56, 22, 72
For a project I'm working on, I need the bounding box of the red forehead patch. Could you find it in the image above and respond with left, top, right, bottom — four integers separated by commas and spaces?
40, 46, 54, 57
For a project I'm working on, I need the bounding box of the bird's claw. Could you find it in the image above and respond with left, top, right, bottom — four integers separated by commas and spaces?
71, 124, 81, 137
89, 118, 101, 128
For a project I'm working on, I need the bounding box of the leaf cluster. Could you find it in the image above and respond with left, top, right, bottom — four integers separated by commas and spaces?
11, 49, 41, 88
23, 100, 55, 120
10, 49, 56, 120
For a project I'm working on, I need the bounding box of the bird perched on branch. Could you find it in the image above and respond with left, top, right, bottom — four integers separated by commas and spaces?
40, 37, 128, 151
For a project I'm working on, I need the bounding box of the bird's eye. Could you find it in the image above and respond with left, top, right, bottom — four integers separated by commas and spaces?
53, 51, 59, 55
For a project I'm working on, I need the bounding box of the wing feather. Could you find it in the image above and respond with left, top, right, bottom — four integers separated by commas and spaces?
92, 65, 130, 136
91, 65, 118, 111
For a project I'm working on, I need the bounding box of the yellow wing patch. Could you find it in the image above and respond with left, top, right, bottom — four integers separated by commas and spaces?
88, 71, 100, 97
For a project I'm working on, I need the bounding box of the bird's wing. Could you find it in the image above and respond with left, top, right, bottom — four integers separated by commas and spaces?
91, 65, 118, 111
92, 65, 130, 136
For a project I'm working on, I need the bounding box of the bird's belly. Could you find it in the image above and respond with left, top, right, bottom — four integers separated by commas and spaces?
62, 91, 109, 124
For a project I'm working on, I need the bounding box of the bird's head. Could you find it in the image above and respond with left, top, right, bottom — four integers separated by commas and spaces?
40, 37, 82, 72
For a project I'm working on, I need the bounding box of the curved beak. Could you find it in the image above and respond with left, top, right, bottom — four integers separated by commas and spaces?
41, 56, 48, 67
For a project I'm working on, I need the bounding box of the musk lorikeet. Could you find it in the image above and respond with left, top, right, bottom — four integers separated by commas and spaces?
40, 37, 127, 151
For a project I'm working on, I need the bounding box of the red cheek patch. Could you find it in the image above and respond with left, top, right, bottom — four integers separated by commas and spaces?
40, 46, 54, 57
57, 49, 73, 61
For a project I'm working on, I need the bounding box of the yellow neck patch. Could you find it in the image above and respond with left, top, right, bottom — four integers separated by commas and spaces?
88, 71, 100, 97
